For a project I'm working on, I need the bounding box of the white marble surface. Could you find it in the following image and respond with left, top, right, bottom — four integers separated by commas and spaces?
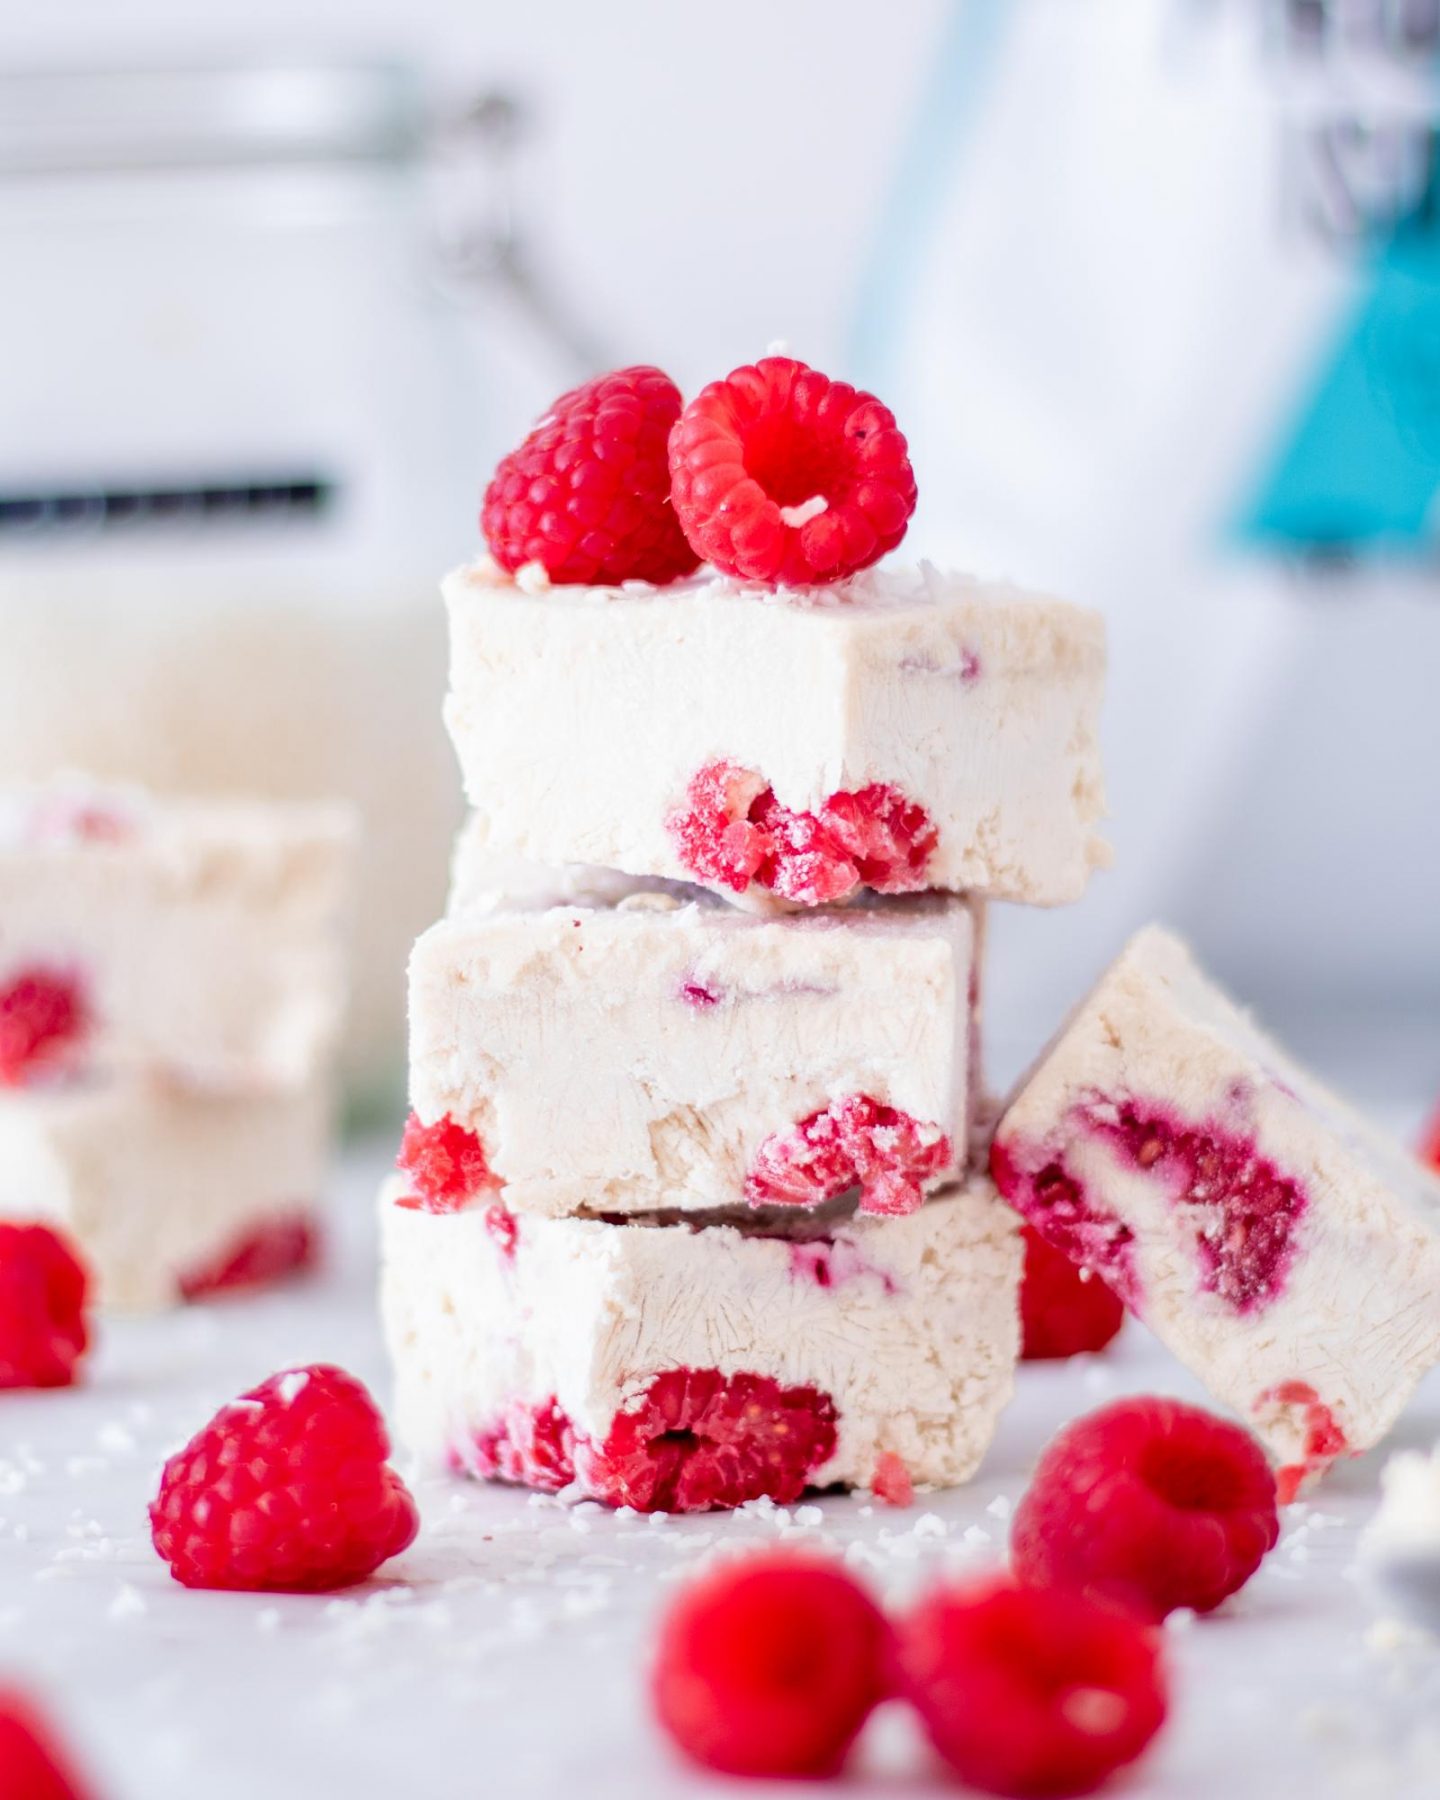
4, 1137, 1440, 1800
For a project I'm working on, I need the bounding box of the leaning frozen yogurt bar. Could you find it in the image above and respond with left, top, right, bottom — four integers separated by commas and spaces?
0, 1077, 330, 1311
992, 925, 1440, 1499
0, 780, 355, 1091
442, 560, 1108, 908
404, 873, 980, 1220
381, 1174, 1021, 1509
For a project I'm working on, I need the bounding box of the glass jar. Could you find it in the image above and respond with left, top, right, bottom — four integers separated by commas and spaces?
0, 60, 575, 1107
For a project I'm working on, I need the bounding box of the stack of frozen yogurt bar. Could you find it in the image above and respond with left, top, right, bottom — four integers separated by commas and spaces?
381, 562, 1110, 1509
0, 779, 354, 1310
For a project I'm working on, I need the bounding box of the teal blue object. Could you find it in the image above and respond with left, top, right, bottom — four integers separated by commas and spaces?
1237, 230, 1440, 552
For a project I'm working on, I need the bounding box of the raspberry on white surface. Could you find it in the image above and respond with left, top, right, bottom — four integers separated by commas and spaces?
0, 1077, 330, 1311
442, 562, 1108, 908
380, 1176, 1021, 1509
993, 925, 1440, 1498
0, 780, 355, 1091
407, 874, 980, 1219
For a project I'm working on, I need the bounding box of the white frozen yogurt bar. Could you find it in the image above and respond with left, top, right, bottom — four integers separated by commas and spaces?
0, 1077, 330, 1311
992, 925, 1440, 1499
404, 882, 980, 1220
0, 780, 354, 1092
442, 560, 1108, 907
381, 1175, 1020, 1510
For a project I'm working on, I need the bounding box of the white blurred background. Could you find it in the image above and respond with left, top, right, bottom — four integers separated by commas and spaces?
1, 0, 1435, 1113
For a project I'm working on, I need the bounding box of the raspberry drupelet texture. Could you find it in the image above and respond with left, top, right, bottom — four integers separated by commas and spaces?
668, 356, 917, 585
150, 1364, 419, 1592
652, 1552, 890, 1778
468, 1368, 839, 1512
0, 1688, 97, 1800
0, 968, 87, 1086
1019, 1227, 1125, 1361
1011, 1396, 1279, 1621
178, 1215, 318, 1301
898, 1576, 1168, 1799
0, 1223, 90, 1390
396, 1113, 494, 1213
482, 365, 700, 586
668, 760, 937, 904
747, 1094, 952, 1217
1259, 1381, 1349, 1504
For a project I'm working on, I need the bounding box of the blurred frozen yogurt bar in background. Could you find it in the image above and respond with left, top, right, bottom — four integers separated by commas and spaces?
0, 776, 356, 1309
0, 777, 355, 1091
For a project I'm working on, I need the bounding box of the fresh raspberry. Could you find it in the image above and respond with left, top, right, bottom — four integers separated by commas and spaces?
178, 1215, 318, 1301
1020, 1227, 1125, 1361
482, 366, 700, 586
150, 1364, 419, 1592
0, 1688, 96, 1800
396, 1113, 494, 1213
468, 1370, 838, 1512
1011, 1396, 1279, 1621
0, 1224, 90, 1390
1421, 1103, 1440, 1176
652, 1551, 889, 1778
669, 759, 936, 903
747, 1094, 951, 1217
898, 1576, 1167, 1798
0, 969, 88, 1086
668, 356, 916, 585
871, 1450, 915, 1507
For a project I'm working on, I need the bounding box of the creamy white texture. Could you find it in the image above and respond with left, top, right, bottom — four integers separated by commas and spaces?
408, 889, 979, 1218
996, 925, 1440, 1478
0, 1078, 331, 1311
442, 562, 1109, 907
380, 1176, 1021, 1493
0, 782, 356, 1092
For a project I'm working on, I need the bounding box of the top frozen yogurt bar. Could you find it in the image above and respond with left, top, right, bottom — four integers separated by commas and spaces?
442, 560, 1109, 907
992, 925, 1440, 1499
0, 780, 355, 1092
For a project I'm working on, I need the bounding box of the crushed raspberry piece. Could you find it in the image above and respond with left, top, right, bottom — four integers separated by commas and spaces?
787, 1237, 897, 1294
668, 760, 935, 903
668, 355, 917, 585
396, 1112, 494, 1213
583, 1370, 838, 1512
871, 1451, 915, 1508
1080, 1099, 1306, 1314
0, 1223, 90, 1390
1019, 1226, 1125, 1361
468, 1371, 838, 1513
26, 791, 135, 847
0, 1688, 97, 1800
1011, 1396, 1279, 1621
178, 1215, 317, 1301
748, 1094, 951, 1217
482, 365, 699, 586
678, 978, 722, 1008
472, 1397, 575, 1493
150, 1363, 418, 1592
652, 1551, 889, 1778
991, 1138, 1140, 1309
1258, 1381, 1350, 1503
898, 1576, 1168, 1798
0, 969, 88, 1087
483, 1202, 518, 1260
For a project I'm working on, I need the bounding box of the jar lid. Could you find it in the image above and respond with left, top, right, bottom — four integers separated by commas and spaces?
0, 60, 424, 175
